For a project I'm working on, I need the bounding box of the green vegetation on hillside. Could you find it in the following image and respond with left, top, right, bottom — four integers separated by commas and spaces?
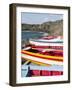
22, 20, 63, 36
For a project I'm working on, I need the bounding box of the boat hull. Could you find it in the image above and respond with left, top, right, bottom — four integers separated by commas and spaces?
21, 53, 63, 66
29, 40, 63, 46
21, 65, 63, 77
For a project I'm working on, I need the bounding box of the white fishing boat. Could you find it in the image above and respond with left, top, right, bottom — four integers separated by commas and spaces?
36, 36, 63, 42
29, 36, 63, 46
29, 40, 63, 46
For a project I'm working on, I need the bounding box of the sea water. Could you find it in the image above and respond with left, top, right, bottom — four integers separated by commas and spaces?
22, 31, 48, 41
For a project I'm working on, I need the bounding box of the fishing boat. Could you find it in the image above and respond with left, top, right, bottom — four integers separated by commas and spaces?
29, 39, 63, 46
32, 47, 63, 53
31, 45, 63, 50
35, 36, 63, 42
29, 36, 63, 47
41, 36, 63, 40
21, 65, 63, 77
21, 48, 63, 66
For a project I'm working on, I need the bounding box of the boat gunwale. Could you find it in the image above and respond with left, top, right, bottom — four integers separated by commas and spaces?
21, 50, 63, 61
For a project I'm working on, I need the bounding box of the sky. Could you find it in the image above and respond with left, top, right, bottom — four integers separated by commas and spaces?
21, 12, 63, 24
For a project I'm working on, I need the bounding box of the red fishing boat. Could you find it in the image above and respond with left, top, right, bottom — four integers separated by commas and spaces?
21, 48, 63, 66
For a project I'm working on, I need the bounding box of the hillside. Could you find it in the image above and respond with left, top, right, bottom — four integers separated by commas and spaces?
22, 20, 63, 36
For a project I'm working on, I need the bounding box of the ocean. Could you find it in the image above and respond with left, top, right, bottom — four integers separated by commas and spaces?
22, 31, 48, 41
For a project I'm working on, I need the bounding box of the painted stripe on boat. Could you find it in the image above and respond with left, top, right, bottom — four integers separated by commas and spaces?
32, 45, 63, 49
22, 57, 51, 66
21, 50, 63, 60
32, 48, 63, 52
29, 41, 63, 46
21, 54, 63, 65
22, 52, 63, 62
31, 39, 63, 43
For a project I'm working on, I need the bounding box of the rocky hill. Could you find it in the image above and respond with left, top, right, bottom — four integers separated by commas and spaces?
22, 20, 63, 36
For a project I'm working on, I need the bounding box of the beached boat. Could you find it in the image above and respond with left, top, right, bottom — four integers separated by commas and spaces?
31, 45, 63, 50
21, 65, 63, 77
41, 36, 63, 40
35, 36, 63, 43
21, 48, 63, 66
32, 47, 63, 54
29, 40, 63, 46
29, 36, 63, 46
